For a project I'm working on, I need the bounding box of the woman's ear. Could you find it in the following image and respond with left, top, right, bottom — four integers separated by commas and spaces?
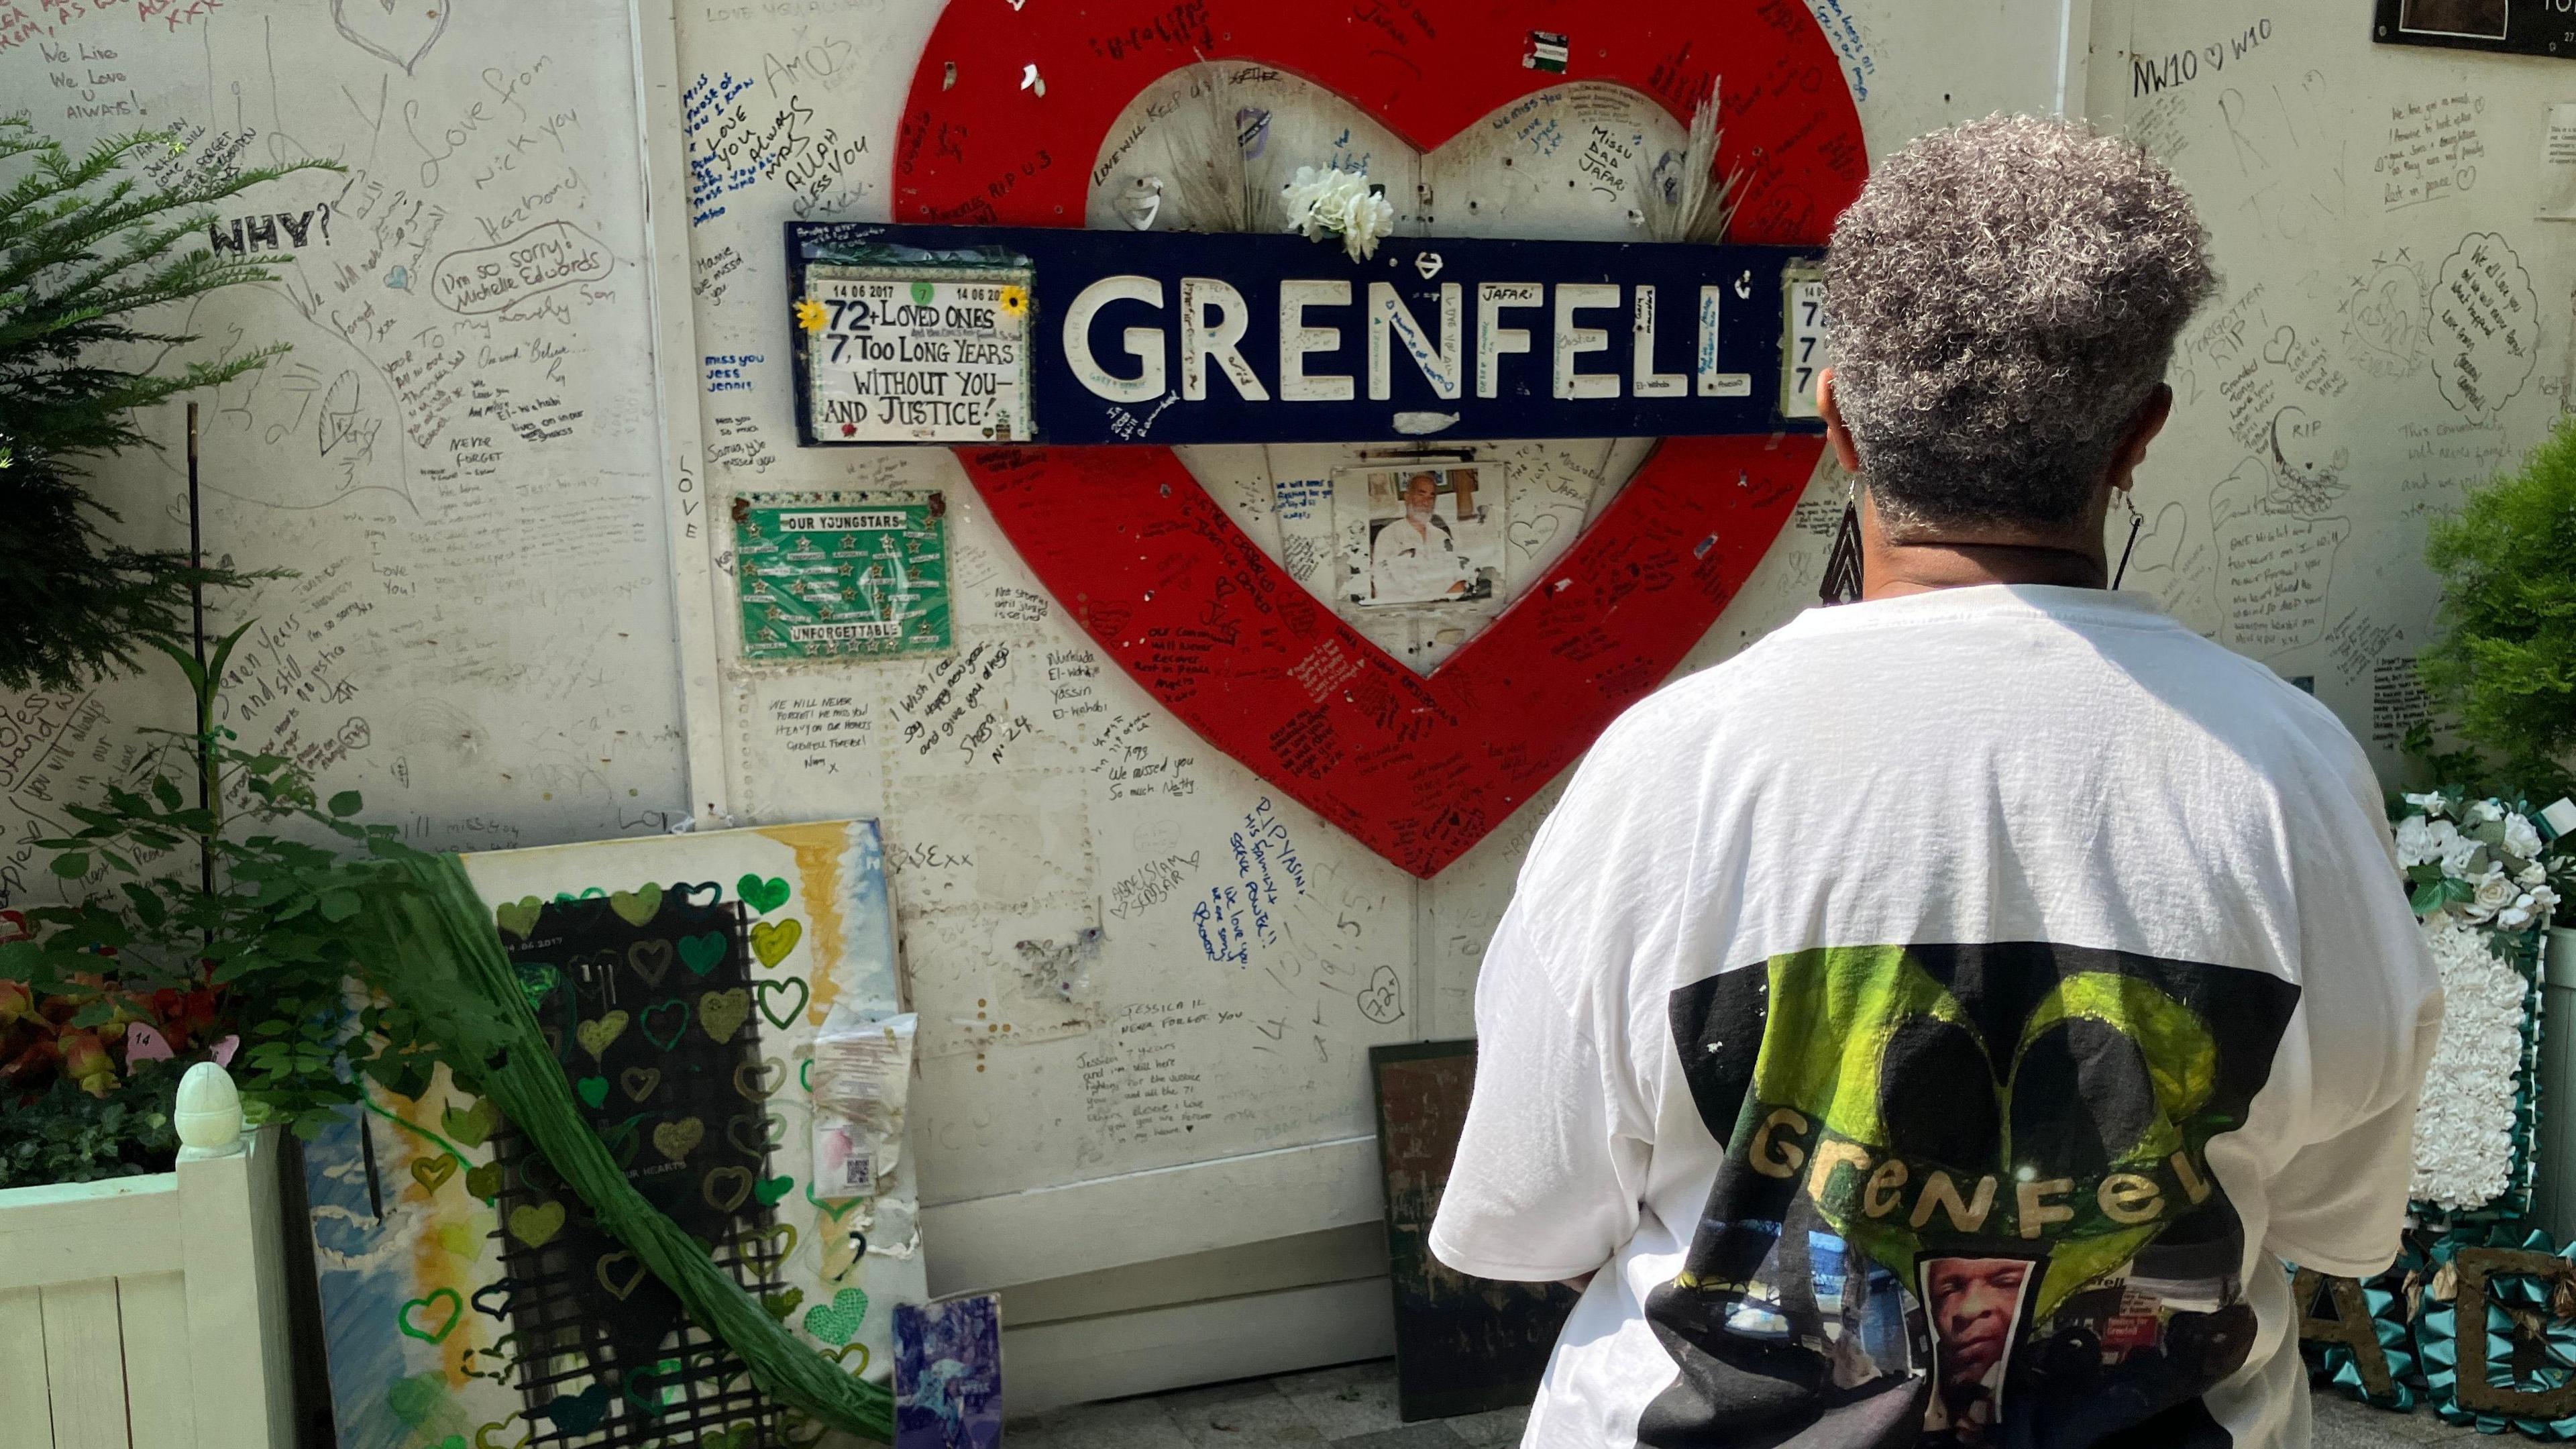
1817, 368, 1864, 476
2112, 384, 2174, 481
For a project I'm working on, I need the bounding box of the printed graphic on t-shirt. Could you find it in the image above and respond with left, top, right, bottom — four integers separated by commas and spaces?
1642, 943, 2301, 1448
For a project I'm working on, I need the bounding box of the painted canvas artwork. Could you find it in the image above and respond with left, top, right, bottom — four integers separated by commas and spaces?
301, 821, 926, 1449
894, 1293, 1003, 1449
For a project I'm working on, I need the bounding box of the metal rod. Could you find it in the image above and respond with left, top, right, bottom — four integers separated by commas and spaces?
186, 402, 211, 906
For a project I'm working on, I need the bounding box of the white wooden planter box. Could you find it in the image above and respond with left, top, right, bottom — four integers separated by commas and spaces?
0, 1126, 296, 1449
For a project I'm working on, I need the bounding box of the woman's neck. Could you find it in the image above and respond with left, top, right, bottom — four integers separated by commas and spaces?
1859, 538, 2107, 599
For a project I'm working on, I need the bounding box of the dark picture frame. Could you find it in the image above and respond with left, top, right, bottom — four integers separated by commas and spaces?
2375, 0, 2576, 56
1368, 1040, 1581, 1423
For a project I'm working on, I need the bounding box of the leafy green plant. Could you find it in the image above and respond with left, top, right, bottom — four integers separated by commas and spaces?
2420, 417, 2576, 796
0, 626, 444, 1140
3, 645, 900, 1434
0, 117, 331, 690
0, 1063, 180, 1187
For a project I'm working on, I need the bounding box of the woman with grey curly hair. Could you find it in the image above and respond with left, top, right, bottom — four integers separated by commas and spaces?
1819, 113, 2215, 572
1434, 115, 2440, 1449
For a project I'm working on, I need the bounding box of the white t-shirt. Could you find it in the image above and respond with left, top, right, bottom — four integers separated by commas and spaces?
1429, 585, 2442, 1449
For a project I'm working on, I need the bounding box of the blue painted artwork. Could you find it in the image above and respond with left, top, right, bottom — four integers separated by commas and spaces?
896, 1293, 1004, 1449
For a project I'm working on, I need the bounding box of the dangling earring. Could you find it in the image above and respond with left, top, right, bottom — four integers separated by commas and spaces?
2110, 488, 2143, 590
1819, 478, 1864, 605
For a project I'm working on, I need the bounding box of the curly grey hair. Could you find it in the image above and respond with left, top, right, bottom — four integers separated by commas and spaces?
1825, 115, 2218, 530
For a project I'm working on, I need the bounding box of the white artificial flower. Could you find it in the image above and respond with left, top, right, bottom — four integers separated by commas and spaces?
2522, 861, 2550, 887
2398, 816, 2436, 867
2467, 866, 2518, 922
2531, 883, 2561, 916
1279, 164, 1393, 262
2411, 915, 2532, 1210
2406, 791, 2451, 818
2470, 798, 2507, 825
1279, 167, 1330, 241
2506, 814, 2545, 860
2501, 898, 2536, 930
1331, 186, 1394, 262
2439, 825, 2483, 879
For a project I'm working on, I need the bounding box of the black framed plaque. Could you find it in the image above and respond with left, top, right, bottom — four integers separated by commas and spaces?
2375, 0, 2576, 58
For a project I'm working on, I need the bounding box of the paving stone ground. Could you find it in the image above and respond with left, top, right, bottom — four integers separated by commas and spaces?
1008, 1359, 2480, 1449
2311, 1389, 2485, 1448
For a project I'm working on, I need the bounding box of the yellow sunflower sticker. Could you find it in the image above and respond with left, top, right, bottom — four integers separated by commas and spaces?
998, 285, 1028, 319
794, 297, 828, 333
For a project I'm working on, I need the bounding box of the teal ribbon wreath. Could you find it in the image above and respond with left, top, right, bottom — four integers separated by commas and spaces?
2293, 1236, 2430, 1411
2418, 1225, 2576, 1437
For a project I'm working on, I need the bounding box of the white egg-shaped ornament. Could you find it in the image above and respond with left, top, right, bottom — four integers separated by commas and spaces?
174, 1060, 246, 1161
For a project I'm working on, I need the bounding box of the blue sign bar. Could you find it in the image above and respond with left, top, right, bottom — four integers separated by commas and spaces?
786, 221, 1825, 448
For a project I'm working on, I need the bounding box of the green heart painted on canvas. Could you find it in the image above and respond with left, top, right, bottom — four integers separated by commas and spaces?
655, 1116, 706, 1162
756, 976, 808, 1029
751, 918, 802, 967
680, 930, 728, 975
806, 1180, 862, 1222
803, 1287, 869, 1344
508, 1201, 566, 1248
700, 987, 751, 1044
539, 1384, 610, 1436
399, 1287, 464, 1343
642, 998, 692, 1051
739, 873, 792, 914
610, 883, 663, 926
576, 1010, 629, 1061
442, 1098, 500, 1148
512, 961, 560, 1010
495, 896, 543, 940
386, 1372, 447, 1426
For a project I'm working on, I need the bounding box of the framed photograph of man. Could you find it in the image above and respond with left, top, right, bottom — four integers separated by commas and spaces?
1335, 464, 1506, 608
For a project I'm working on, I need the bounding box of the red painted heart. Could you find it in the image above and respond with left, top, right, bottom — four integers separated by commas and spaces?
896, 0, 1864, 877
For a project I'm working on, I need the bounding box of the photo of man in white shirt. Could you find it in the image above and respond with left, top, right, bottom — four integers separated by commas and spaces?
1369, 472, 1472, 604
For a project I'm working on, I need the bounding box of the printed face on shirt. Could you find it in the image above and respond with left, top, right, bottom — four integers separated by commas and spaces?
1925, 1257, 2026, 1388
1642, 942, 2298, 1449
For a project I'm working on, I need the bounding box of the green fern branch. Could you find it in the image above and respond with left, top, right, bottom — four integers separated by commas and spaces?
0, 115, 336, 691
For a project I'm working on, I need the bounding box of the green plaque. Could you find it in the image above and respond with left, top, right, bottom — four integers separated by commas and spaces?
733, 490, 952, 663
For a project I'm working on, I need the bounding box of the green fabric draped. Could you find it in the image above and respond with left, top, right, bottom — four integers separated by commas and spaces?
348, 850, 894, 1440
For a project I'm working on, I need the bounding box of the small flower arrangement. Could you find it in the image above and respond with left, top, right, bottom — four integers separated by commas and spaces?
0, 967, 215, 1184
1281, 164, 1395, 262
0, 969, 226, 1097
0, 632, 423, 1187
2395, 790, 2561, 928
2392, 788, 2567, 1216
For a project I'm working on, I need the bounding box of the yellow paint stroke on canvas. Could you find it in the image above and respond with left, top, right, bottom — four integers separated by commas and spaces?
758, 821, 847, 1024
398, 1110, 488, 1386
